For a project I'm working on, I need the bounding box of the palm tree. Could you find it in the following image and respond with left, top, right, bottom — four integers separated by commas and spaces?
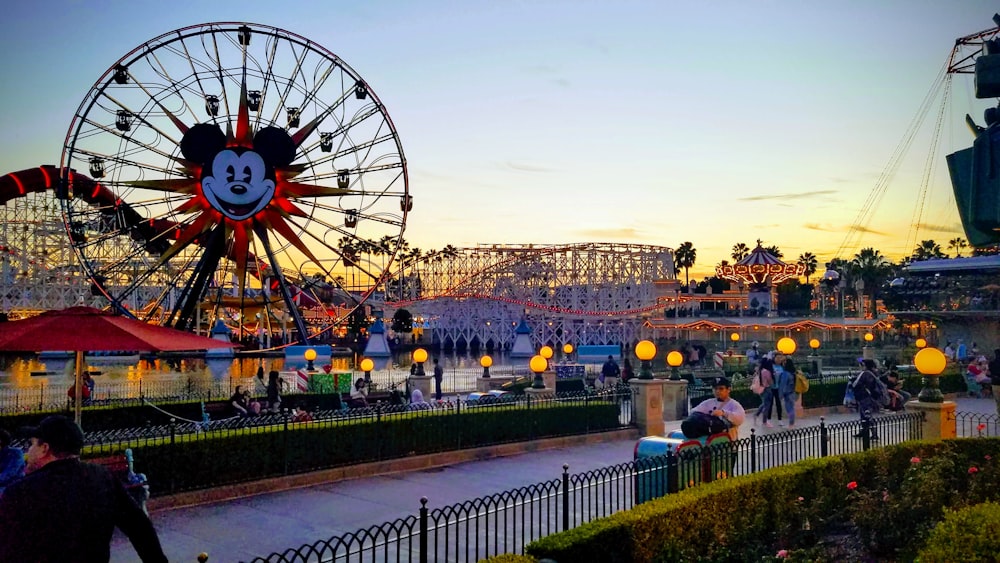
851, 248, 890, 318
947, 237, 968, 258
797, 252, 818, 283
763, 245, 783, 259
731, 243, 750, 262
674, 242, 697, 289
912, 240, 946, 261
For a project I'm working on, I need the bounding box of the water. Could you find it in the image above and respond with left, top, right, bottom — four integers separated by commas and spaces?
0, 350, 534, 391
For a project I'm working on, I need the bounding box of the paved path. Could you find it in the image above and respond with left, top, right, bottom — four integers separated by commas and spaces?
110, 396, 998, 563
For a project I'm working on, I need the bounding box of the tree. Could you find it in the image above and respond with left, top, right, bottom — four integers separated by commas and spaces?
947, 237, 968, 258
731, 243, 749, 262
763, 245, 783, 259
391, 308, 414, 333
674, 242, 697, 289
797, 252, 818, 283
912, 240, 945, 261
851, 247, 890, 318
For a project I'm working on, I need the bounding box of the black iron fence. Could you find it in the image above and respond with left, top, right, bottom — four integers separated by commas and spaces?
53, 388, 632, 496
954, 410, 1000, 437
246, 411, 924, 562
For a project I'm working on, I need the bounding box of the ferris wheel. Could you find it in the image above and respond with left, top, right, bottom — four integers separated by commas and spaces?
58, 22, 409, 341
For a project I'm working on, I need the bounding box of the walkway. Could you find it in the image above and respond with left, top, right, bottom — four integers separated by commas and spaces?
110, 396, 998, 563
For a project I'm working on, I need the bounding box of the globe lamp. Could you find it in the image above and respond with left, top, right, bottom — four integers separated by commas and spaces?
529, 354, 547, 389
360, 357, 374, 383
635, 340, 656, 380
412, 348, 428, 376
776, 337, 796, 355
480, 354, 493, 378
304, 348, 317, 372
666, 350, 684, 381
915, 338, 927, 349
914, 347, 946, 403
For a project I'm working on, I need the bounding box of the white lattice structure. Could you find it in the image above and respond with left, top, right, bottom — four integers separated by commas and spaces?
0, 170, 105, 317
384, 243, 678, 351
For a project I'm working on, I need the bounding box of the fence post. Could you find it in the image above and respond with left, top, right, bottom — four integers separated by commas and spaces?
419, 496, 428, 563
666, 450, 679, 494
861, 417, 871, 451
169, 417, 177, 494
820, 417, 828, 457
40, 382, 45, 411
561, 463, 570, 532
283, 411, 290, 475
750, 428, 758, 473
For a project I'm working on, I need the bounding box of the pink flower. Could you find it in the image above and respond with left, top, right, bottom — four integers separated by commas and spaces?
910, 457, 921, 464
847, 481, 858, 490
776, 549, 789, 558
969, 466, 979, 474
797, 496, 804, 502
986, 455, 992, 461
882, 490, 890, 502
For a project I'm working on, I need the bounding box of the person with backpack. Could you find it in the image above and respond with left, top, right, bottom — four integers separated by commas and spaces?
775, 355, 798, 429
755, 358, 777, 428
852, 359, 882, 440
687, 376, 745, 440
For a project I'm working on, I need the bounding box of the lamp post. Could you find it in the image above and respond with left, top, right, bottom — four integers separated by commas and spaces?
529, 354, 547, 389
412, 348, 427, 376
562, 343, 574, 362
304, 348, 317, 372
635, 340, 656, 380
666, 350, 684, 381
863, 331, 875, 361
915, 347, 946, 403
480, 354, 492, 378
360, 357, 374, 384
729, 332, 739, 355
809, 338, 822, 378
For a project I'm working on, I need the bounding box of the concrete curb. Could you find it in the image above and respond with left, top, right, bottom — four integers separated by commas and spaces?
146, 427, 641, 513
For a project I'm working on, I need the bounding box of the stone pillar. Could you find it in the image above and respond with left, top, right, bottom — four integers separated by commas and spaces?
409, 375, 432, 400
907, 400, 957, 440
630, 379, 666, 436
661, 379, 689, 421
808, 355, 823, 378
862, 346, 874, 361
543, 370, 556, 390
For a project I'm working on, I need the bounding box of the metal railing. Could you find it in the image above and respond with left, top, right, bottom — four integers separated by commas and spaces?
246, 411, 924, 562
955, 410, 1000, 437
55, 387, 633, 497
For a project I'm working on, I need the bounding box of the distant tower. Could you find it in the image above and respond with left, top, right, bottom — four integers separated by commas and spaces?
510, 318, 534, 357
363, 317, 391, 357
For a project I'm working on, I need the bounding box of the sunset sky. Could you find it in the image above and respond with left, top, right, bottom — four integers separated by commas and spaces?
0, 1, 996, 281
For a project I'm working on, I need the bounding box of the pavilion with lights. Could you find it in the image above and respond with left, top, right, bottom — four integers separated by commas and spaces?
644, 242, 888, 346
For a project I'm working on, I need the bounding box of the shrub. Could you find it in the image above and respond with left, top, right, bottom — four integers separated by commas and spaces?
918, 501, 1000, 563
526, 439, 1000, 563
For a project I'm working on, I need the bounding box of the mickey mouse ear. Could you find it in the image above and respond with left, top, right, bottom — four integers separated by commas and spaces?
253, 126, 296, 167
180, 123, 226, 163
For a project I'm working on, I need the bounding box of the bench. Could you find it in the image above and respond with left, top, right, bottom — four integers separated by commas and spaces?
87, 449, 150, 513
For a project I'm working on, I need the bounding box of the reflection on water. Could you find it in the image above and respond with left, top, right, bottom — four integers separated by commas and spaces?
0, 350, 528, 390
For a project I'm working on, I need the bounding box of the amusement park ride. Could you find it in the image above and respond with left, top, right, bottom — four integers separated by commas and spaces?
1, 23, 410, 345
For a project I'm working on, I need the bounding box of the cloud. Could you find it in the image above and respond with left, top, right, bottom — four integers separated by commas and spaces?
915, 222, 963, 233
739, 190, 838, 202
575, 227, 645, 239
803, 223, 889, 236
504, 161, 556, 173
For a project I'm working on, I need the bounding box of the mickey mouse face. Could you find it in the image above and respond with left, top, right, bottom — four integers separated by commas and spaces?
201, 149, 275, 221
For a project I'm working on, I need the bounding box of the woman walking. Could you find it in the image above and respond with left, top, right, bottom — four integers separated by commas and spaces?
776, 356, 798, 428
757, 358, 777, 427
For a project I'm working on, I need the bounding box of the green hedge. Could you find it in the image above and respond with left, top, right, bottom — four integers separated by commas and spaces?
525, 438, 1000, 563
918, 502, 1000, 562
125, 399, 622, 495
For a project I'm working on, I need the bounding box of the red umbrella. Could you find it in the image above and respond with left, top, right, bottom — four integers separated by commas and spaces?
0, 307, 238, 425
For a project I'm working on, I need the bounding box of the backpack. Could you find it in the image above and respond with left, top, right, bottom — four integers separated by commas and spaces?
794, 370, 810, 394
681, 411, 730, 438
750, 372, 765, 395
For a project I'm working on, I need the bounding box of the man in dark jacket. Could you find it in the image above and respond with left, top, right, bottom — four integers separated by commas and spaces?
852, 359, 882, 440
0, 415, 167, 563
989, 348, 1000, 416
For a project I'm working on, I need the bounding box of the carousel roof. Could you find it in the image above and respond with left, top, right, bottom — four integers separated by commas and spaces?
715, 241, 806, 285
